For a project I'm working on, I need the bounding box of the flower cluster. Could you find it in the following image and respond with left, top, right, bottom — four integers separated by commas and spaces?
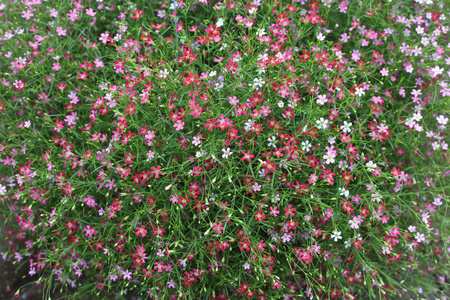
0, 0, 449, 299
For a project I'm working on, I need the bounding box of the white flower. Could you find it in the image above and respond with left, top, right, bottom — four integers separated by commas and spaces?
216, 18, 224, 27
159, 69, 169, 78
301, 140, 312, 152
355, 87, 365, 97
250, 77, 265, 89
433, 197, 443, 206
316, 32, 326, 41
256, 28, 266, 37
330, 231, 342, 242
344, 238, 351, 248
267, 136, 277, 148
415, 232, 425, 243
323, 153, 335, 165
192, 136, 201, 147
316, 94, 327, 105
315, 117, 329, 130
338, 187, 349, 197
222, 148, 233, 159
366, 161, 377, 172
340, 121, 352, 133
196, 151, 207, 158
436, 115, 448, 125
430, 65, 444, 78
0, 184, 6, 195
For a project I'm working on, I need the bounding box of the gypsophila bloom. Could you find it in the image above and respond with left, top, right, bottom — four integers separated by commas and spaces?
301, 140, 312, 152
436, 115, 448, 125
316, 117, 329, 130
344, 239, 351, 249
340, 121, 352, 133
1, 2, 449, 299
222, 148, 233, 159
330, 231, 342, 242
267, 136, 277, 148
0, 184, 6, 194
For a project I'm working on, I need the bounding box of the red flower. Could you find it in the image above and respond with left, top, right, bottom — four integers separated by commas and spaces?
150, 165, 163, 178
341, 172, 353, 184
241, 150, 255, 162
254, 209, 266, 222
212, 222, 224, 234
151, 226, 165, 237
132, 10, 144, 20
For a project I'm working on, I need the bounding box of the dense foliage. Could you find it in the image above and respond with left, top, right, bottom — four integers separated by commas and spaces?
0, 0, 449, 299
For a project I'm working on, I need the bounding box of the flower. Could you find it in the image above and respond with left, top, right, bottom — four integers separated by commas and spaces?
254, 209, 266, 221
267, 136, 277, 148
0, 184, 6, 194
84, 225, 96, 238
316, 94, 327, 105
122, 269, 132, 280
174, 120, 185, 131
241, 150, 255, 162
222, 148, 233, 159
150, 165, 163, 178
349, 219, 359, 229
340, 121, 352, 133
212, 222, 224, 234
316, 117, 329, 130
21, 9, 34, 20
135, 225, 147, 238
415, 232, 425, 243
284, 204, 296, 217
433, 197, 443, 206
167, 279, 176, 288
281, 233, 292, 243
436, 115, 448, 125
270, 206, 279, 217
192, 136, 201, 146
330, 231, 342, 242
323, 152, 336, 165
301, 140, 312, 152
355, 87, 365, 97
430, 65, 444, 78
344, 238, 351, 248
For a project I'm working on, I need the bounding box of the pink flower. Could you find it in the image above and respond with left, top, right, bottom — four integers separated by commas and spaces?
241, 150, 255, 162
270, 206, 279, 217
94, 59, 104, 68
21, 9, 34, 20
85, 8, 97, 17
122, 269, 132, 280
212, 222, 224, 234
99, 32, 109, 44
174, 120, 185, 131
52, 62, 61, 71
150, 165, 163, 178
135, 225, 147, 238
284, 204, 296, 217
84, 225, 96, 238
49, 8, 58, 17
56, 27, 67, 36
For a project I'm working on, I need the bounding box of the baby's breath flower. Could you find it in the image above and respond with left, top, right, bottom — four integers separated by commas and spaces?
330, 231, 342, 242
